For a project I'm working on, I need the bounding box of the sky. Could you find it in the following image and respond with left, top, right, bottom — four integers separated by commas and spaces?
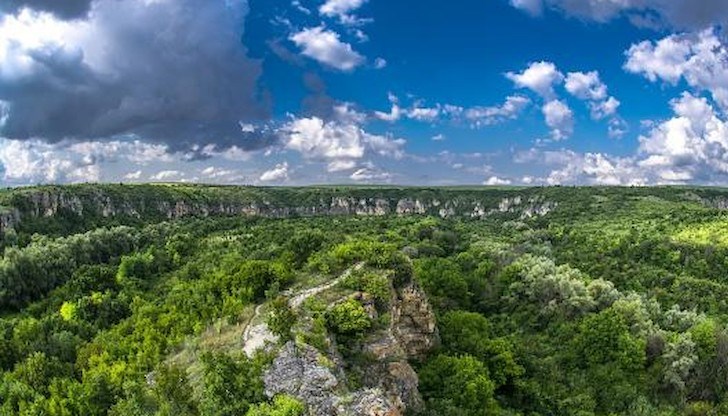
3, 1, 728, 186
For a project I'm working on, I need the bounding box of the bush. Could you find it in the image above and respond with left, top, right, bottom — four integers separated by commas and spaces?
325, 299, 371, 337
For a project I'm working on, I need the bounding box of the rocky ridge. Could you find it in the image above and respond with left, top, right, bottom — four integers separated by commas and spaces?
0, 187, 558, 235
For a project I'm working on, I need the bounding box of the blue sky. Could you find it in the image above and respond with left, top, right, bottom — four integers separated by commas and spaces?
2, 0, 728, 185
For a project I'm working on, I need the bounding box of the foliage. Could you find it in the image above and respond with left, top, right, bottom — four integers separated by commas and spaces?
325, 299, 372, 336
5, 185, 728, 414
419, 354, 500, 415
266, 296, 296, 342
245, 395, 305, 416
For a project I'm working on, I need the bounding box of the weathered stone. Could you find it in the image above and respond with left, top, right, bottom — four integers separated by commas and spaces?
264, 342, 341, 415
391, 282, 440, 360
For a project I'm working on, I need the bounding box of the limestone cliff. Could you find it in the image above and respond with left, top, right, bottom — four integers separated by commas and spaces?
0, 185, 558, 236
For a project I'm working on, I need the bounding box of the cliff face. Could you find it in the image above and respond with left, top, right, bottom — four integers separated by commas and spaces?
262, 269, 439, 416
0, 186, 558, 236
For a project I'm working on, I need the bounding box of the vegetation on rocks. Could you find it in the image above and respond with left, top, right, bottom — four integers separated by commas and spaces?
3, 185, 728, 414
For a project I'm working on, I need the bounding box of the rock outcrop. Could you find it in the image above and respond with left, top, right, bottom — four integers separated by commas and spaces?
390, 282, 440, 360
262, 273, 439, 416
264, 343, 344, 415
0, 186, 558, 236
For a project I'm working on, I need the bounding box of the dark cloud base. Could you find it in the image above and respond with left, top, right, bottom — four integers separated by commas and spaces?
3, 0, 92, 19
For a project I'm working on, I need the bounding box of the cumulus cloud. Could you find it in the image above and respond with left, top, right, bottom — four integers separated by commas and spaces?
149, 170, 184, 181
201, 166, 240, 180
515, 91, 728, 185
464, 95, 531, 127
407, 105, 441, 122
374, 94, 403, 122
565, 71, 621, 122
507, 61, 564, 99
290, 26, 365, 71
0, 0, 268, 150
259, 162, 290, 182
327, 159, 358, 172
625, 29, 728, 112
484, 176, 512, 186
637, 92, 728, 182
564, 71, 607, 101
350, 162, 391, 182
544, 151, 648, 186
542, 100, 574, 141
375, 93, 530, 128
506, 62, 623, 139
509, 0, 728, 30
319, 0, 369, 25
124, 170, 142, 180
280, 104, 406, 171
0, 139, 100, 184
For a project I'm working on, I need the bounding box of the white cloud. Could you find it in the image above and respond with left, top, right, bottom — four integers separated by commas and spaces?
280, 111, 406, 169
516, 90, 728, 185
149, 170, 184, 181
350, 163, 391, 182
0, 139, 100, 184
201, 166, 238, 179
484, 176, 512, 186
624, 33, 694, 84
464, 95, 531, 127
507, 61, 564, 99
292, 0, 311, 14
637, 92, 728, 182
259, 162, 289, 182
68, 140, 174, 165
374, 94, 402, 122
517, 148, 648, 186
283, 117, 366, 160
327, 159, 357, 172
374, 57, 387, 69
432, 134, 446, 141
565, 71, 607, 101
545, 152, 648, 186
542, 100, 574, 140
407, 105, 441, 122
510, 0, 543, 16
592, 96, 621, 120
319, 0, 368, 25
625, 29, 728, 112
375, 93, 530, 128
290, 26, 365, 71
125, 170, 142, 180
564, 71, 621, 121
365, 134, 406, 159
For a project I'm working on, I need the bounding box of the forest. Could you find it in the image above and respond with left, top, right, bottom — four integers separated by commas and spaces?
3, 184, 728, 415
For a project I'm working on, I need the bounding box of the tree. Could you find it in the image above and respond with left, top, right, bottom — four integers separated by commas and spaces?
266, 297, 296, 342
153, 365, 198, 416
199, 352, 266, 416
419, 354, 501, 415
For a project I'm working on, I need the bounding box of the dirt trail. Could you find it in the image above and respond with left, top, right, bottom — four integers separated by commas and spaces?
241, 263, 363, 356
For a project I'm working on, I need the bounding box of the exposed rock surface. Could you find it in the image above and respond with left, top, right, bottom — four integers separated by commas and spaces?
262, 273, 439, 415
391, 282, 440, 360
264, 343, 343, 415
0, 186, 559, 236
